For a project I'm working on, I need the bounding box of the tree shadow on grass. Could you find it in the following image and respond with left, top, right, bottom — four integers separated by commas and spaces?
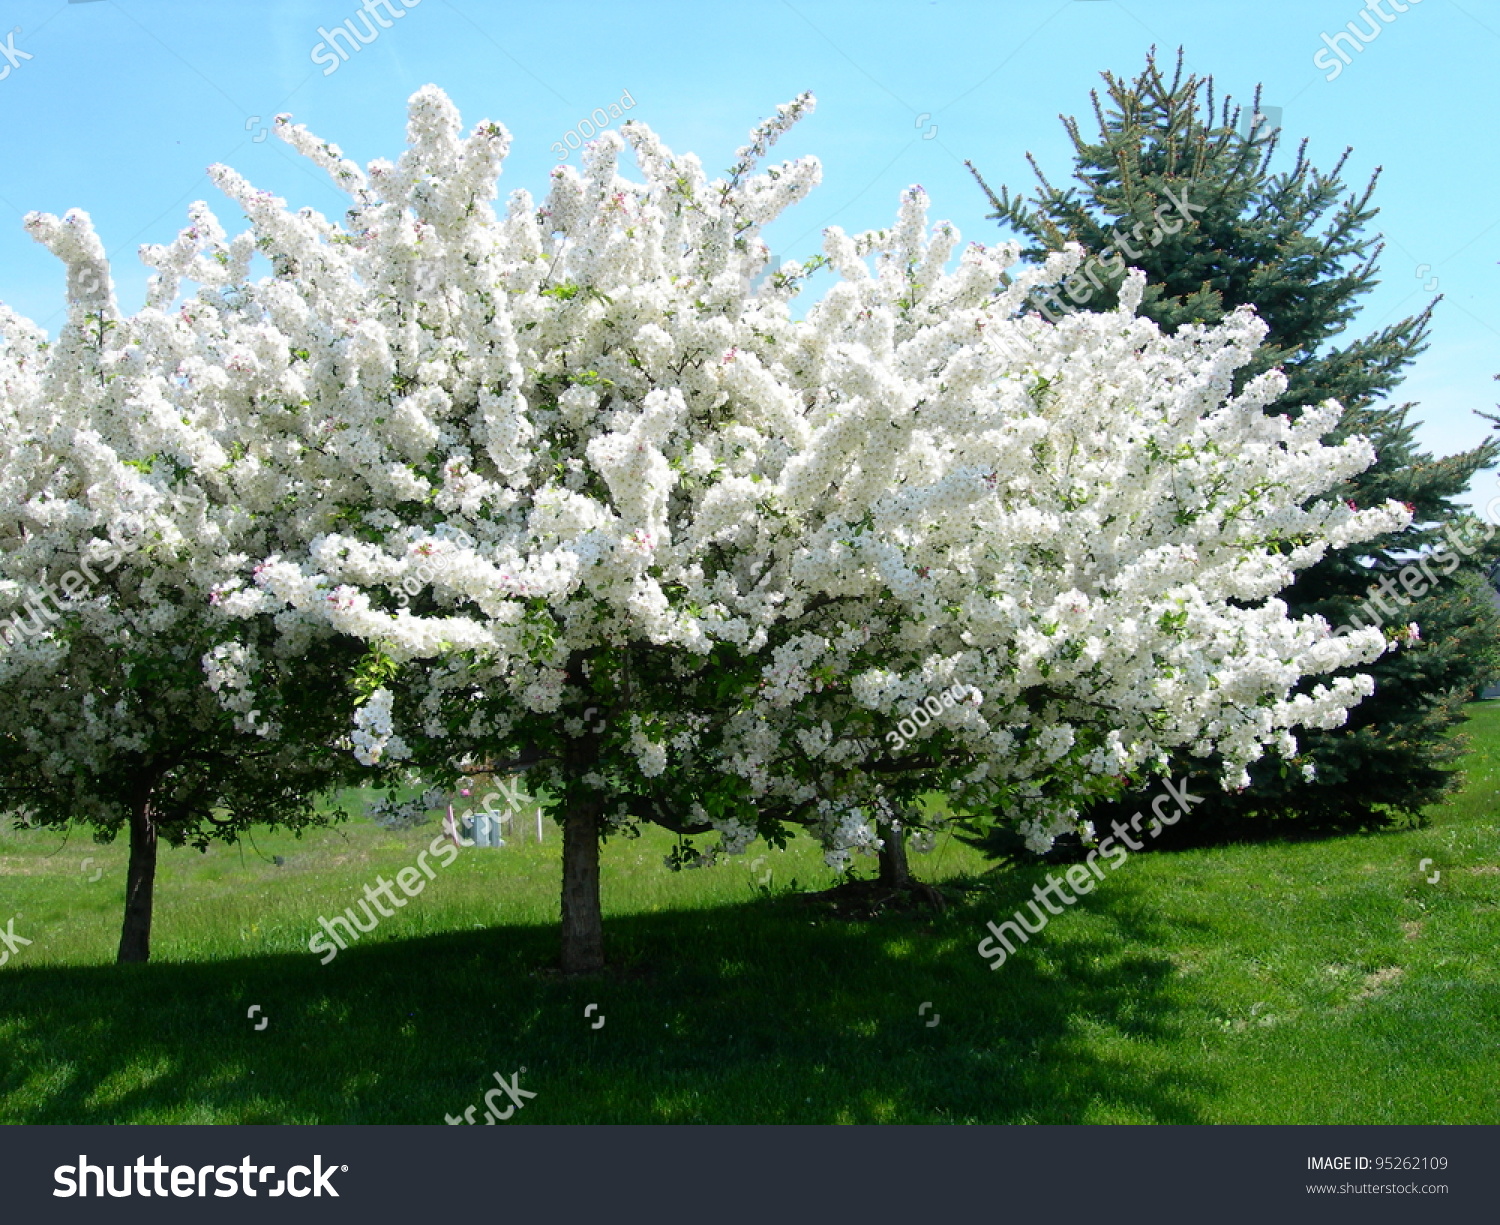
0, 868, 1222, 1124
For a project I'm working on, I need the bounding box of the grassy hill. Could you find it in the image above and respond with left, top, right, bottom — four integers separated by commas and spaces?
2, 706, 1497, 1124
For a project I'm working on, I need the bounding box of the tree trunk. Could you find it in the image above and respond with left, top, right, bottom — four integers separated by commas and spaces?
117, 790, 158, 964
878, 817, 912, 889
558, 713, 605, 972
558, 658, 608, 973
559, 794, 604, 973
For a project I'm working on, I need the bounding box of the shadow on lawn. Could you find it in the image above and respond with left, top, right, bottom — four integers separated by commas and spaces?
0, 869, 1220, 1124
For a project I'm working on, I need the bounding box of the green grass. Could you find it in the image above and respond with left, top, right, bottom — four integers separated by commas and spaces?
2, 708, 1499, 1124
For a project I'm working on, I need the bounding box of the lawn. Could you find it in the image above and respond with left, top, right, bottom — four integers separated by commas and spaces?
1, 707, 1497, 1124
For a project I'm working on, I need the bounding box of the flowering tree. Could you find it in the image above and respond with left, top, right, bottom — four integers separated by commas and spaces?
0, 221, 367, 963
4, 86, 1408, 973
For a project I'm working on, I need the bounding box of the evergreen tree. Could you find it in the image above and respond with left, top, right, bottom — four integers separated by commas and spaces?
967, 48, 1500, 838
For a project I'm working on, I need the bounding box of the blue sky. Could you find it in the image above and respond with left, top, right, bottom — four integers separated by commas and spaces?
2, 0, 1497, 506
